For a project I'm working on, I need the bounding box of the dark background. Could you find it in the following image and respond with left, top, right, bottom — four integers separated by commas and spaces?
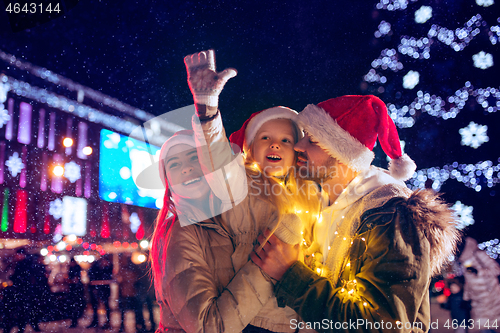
0, 0, 498, 255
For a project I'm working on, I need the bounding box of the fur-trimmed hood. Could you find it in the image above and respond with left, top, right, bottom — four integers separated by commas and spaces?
404, 189, 461, 276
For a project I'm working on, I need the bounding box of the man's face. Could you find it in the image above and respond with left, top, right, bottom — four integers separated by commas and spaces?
294, 133, 339, 182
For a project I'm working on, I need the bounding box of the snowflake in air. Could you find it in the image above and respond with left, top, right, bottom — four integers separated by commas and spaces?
0, 107, 10, 128
64, 161, 81, 183
459, 122, 489, 149
403, 70, 419, 89
5, 152, 25, 177
476, 0, 494, 7
452, 201, 474, 230
415, 6, 432, 24
49, 198, 63, 220
473, 51, 493, 69
129, 212, 141, 233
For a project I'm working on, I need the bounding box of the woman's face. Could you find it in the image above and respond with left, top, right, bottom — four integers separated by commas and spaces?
165, 144, 210, 201
251, 118, 297, 177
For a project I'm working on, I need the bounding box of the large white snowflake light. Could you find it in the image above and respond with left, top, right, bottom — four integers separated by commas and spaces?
5, 152, 25, 177
0, 107, 10, 128
452, 201, 474, 230
403, 70, 419, 89
459, 121, 489, 149
415, 6, 432, 24
64, 161, 81, 183
49, 198, 64, 220
473, 51, 493, 69
476, 0, 494, 7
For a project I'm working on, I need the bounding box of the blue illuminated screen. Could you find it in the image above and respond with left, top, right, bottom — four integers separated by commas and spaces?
99, 129, 161, 209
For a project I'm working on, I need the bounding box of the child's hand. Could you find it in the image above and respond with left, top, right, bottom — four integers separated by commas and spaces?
184, 50, 237, 107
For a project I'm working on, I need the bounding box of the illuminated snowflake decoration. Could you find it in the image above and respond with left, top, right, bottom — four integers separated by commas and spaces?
403, 70, 419, 89
375, 21, 392, 38
473, 51, 493, 69
476, 0, 494, 7
452, 201, 474, 230
129, 212, 141, 233
407, 160, 500, 192
415, 6, 432, 24
0, 107, 10, 128
5, 152, 25, 177
64, 161, 81, 183
49, 198, 64, 220
459, 122, 489, 149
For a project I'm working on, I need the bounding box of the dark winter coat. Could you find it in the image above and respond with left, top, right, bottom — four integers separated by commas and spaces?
274, 185, 459, 333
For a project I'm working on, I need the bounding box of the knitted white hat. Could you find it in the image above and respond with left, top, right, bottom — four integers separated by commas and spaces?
229, 106, 302, 153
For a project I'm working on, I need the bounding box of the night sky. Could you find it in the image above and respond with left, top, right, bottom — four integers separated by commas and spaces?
1, 0, 499, 254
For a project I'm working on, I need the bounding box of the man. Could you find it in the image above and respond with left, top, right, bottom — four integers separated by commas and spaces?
251, 95, 460, 333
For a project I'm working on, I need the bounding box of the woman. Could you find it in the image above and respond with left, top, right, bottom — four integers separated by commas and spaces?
150, 130, 279, 333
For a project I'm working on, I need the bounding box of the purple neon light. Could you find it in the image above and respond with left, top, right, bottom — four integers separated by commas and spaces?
17, 102, 32, 145
37, 109, 45, 148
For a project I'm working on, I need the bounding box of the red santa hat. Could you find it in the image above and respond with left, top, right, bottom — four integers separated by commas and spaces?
158, 130, 196, 188
229, 106, 301, 153
296, 95, 416, 181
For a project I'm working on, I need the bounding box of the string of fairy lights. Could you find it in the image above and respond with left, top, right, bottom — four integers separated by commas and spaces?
367, 1, 499, 260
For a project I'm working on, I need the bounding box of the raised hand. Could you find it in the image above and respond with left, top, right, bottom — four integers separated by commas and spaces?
184, 49, 237, 107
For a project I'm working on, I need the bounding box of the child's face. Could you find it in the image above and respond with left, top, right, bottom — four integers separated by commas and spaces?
165, 144, 210, 200
251, 118, 296, 177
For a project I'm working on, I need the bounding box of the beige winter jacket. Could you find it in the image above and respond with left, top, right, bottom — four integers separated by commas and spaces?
157, 113, 312, 333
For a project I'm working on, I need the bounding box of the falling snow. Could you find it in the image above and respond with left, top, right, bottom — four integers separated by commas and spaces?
49, 198, 64, 220
64, 161, 81, 183
5, 152, 24, 177
473, 51, 494, 69
459, 121, 489, 149
414, 6, 432, 24
452, 201, 474, 230
402, 70, 419, 89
